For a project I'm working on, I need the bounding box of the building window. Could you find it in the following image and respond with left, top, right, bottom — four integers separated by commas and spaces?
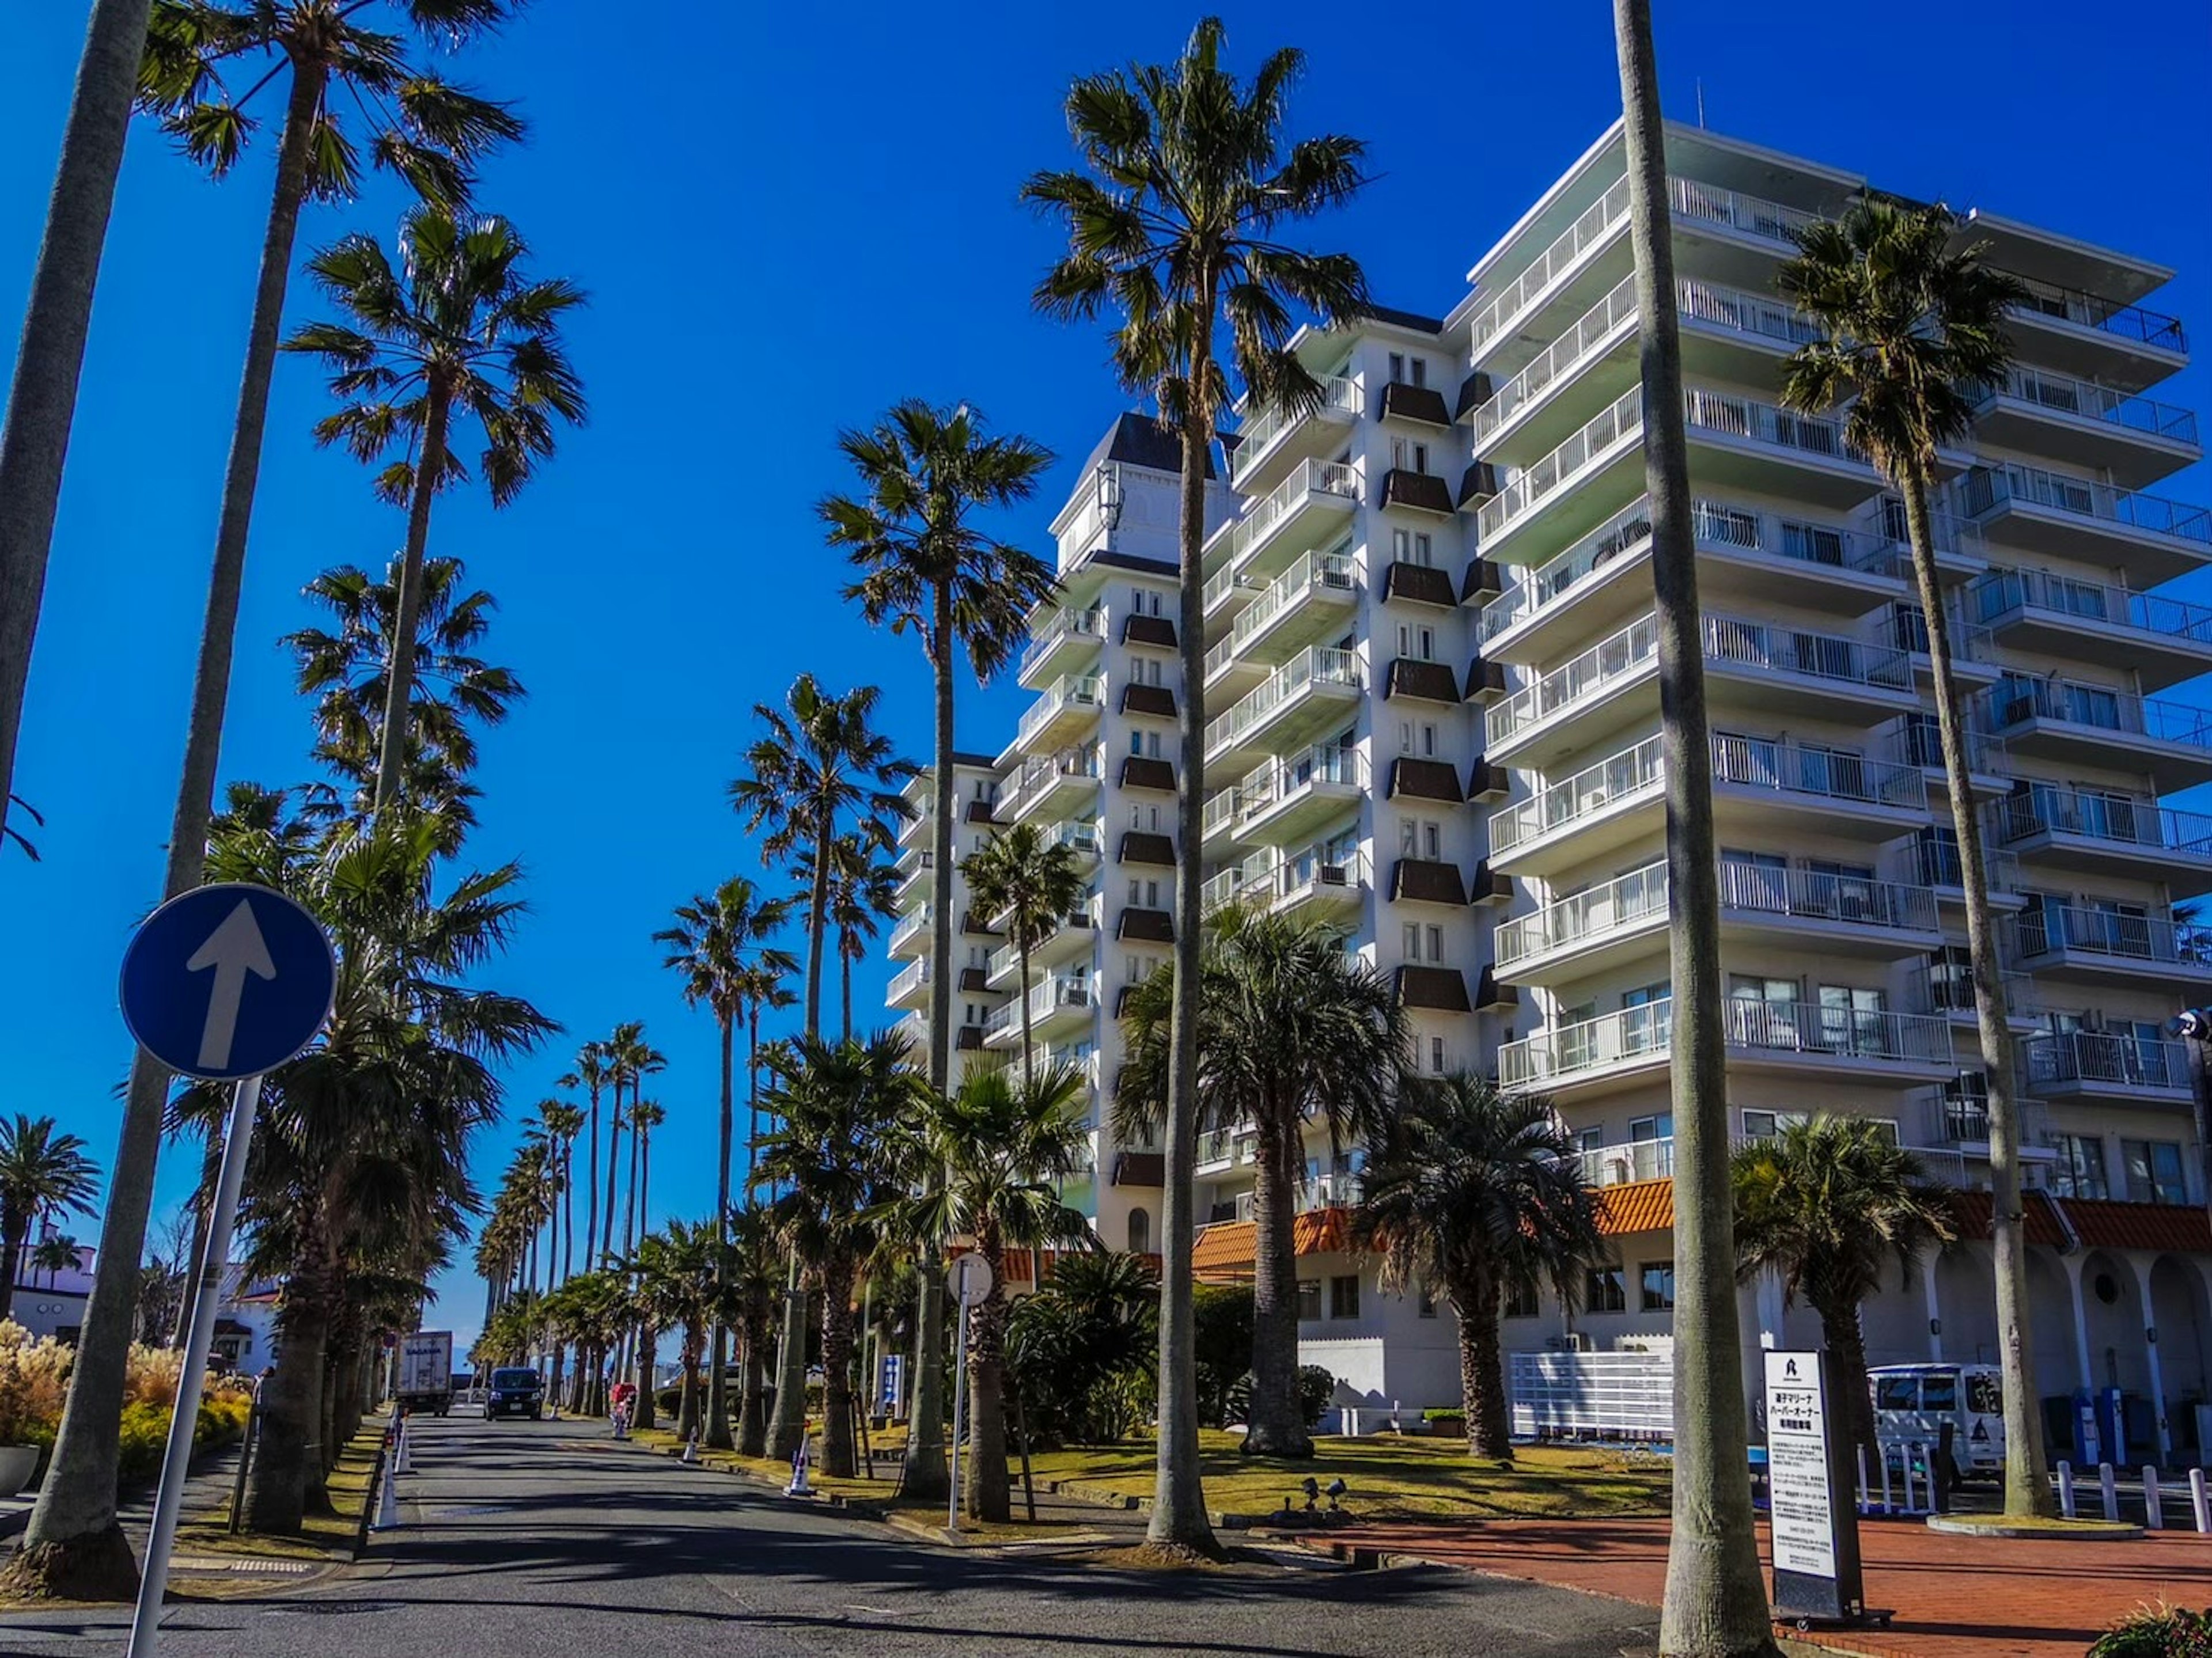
1585, 1266, 1627, 1314
1430, 1035, 1446, 1074
1391, 437, 1430, 475
1416, 1281, 1439, 1318
1426, 924, 1444, 961
1421, 723, 1438, 757
1403, 922, 1421, 962
2051, 1133, 2109, 1200
1296, 1278, 1322, 1321
1503, 1282, 1539, 1319
1388, 351, 1404, 384
1127, 1208, 1150, 1254
1640, 1261, 1676, 1312
1423, 821, 1441, 860
2122, 1139, 2187, 1205
1330, 1274, 1361, 1319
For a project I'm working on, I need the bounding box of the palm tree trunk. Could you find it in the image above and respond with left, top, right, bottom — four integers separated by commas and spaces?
247, 1216, 336, 1533
1243, 1115, 1311, 1458
707, 1014, 736, 1450
1613, 9, 1777, 1653
738, 1303, 768, 1458
0, 0, 153, 845
563, 1144, 575, 1281
0, 1222, 27, 1327
370, 378, 453, 812
676, 1329, 701, 1443
1813, 1293, 1878, 1465
820, 1257, 858, 1479
903, 587, 958, 1504
747, 1003, 762, 1183
11, 62, 327, 1602
965, 1240, 1011, 1522
1898, 463, 2050, 1516
804, 806, 834, 1037
603, 1084, 622, 1275
632, 1319, 657, 1432
1150, 339, 1218, 1555
766, 1265, 809, 1460
584, 1084, 601, 1270
1454, 1278, 1512, 1460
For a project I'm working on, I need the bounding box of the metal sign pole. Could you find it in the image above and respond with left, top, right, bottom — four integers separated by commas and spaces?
946, 1301, 969, 1531
127, 1073, 264, 1658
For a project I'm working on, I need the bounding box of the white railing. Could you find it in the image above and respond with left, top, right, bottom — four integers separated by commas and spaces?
1001, 747, 1100, 819
1725, 1000, 1952, 1065
1719, 862, 1939, 934
1665, 176, 1820, 247
1487, 613, 1659, 746
1200, 786, 1243, 839
1211, 459, 1360, 570
1234, 549, 1357, 651
1274, 847, 1368, 904
1015, 674, 1103, 747
1990, 786, 2212, 860
1476, 385, 1643, 541
1576, 1137, 1676, 1186
1048, 820, 1100, 859
1499, 1000, 1672, 1089
1676, 274, 1824, 350
2022, 1030, 2190, 1092
1494, 859, 1667, 969
1205, 646, 1361, 758
1684, 386, 1871, 466
1710, 734, 1927, 810
2006, 904, 2212, 970
888, 959, 931, 1002
1230, 377, 1361, 481
1300, 1173, 1363, 1212
984, 974, 1093, 1035
2006, 272, 2188, 353
1019, 606, 1100, 680
1971, 565, 2212, 648
1982, 366, 2198, 445
1489, 733, 1665, 854
1238, 743, 1364, 825
1467, 173, 1634, 356
1988, 674, 2212, 750
1472, 272, 1637, 444
986, 908, 1094, 978
1056, 464, 1125, 563
1959, 462, 2212, 548
888, 907, 933, 952
1481, 498, 1657, 643
1203, 560, 1259, 615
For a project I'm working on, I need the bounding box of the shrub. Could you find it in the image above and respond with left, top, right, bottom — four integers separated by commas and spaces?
1007, 1252, 1158, 1447
1222, 1364, 1338, 1432
1191, 1284, 1252, 1429
2088, 1604, 2212, 1658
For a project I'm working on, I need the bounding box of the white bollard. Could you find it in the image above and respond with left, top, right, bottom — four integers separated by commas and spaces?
2100, 1463, 2119, 1522
1878, 1448, 1894, 1513
680, 1430, 698, 1466
395, 1417, 412, 1475
2189, 1467, 2210, 1534
1855, 1446, 1869, 1512
372, 1453, 400, 1531
2058, 1461, 2077, 1519
2143, 1467, 2162, 1530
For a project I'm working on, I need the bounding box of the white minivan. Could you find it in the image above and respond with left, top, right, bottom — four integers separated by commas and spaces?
1869, 1363, 2005, 1482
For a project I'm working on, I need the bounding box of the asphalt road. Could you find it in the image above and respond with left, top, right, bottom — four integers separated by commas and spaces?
1, 1415, 1663, 1658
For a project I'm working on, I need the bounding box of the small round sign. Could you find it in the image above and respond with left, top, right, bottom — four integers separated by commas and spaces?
119, 883, 336, 1082
948, 1253, 994, 1308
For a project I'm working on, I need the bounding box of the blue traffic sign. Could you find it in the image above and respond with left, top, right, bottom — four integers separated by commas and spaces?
119, 883, 336, 1082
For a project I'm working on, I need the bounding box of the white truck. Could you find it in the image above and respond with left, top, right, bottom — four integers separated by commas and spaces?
395, 1330, 455, 1417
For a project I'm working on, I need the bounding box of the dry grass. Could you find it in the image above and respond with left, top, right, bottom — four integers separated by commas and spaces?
169, 1409, 388, 1567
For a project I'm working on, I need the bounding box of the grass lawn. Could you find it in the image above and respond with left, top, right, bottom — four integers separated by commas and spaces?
170, 1408, 389, 1566
1026, 1430, 1672, 1522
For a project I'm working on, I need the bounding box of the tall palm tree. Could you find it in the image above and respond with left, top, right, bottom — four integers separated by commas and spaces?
726, 1200, 781, 1457
1775, 199, 2047, 1518
1732, 1118, 1957, 1462
1118, 906, 1404, 1458
820, 835, 900, 1042
622, 1101, 666, 1432
1609, 6, 1775, 1650
892, 1064, 1091, 1521
658, 877, 796, 1450
0, 0, 154, 847
0, 1118, 100, 1325
633, 1220, 718, 1444
961, 824, 1086, 1089
528, 1099, 585, 1405
556, 1043, 613, 1274
284, 202, 585, 811
755, 1033, 922, 1474
1354, 1079, 1601, 1460
606, 1023, 664, 1265
1024, 17, 1369, 1550
729, 674, 916, 1039
16, 6, 526, 1600
30, 1236, 83, 1293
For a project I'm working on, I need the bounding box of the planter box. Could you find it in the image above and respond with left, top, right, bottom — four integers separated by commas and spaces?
0, 1445, 40, 1496
1424, 1416, 1467, 1439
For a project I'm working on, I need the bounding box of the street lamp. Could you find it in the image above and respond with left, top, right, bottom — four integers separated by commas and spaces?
2162, 1009, 2212, 1224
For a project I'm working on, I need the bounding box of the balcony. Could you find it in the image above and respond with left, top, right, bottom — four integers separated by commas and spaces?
1983, 673, 2212, 791
1475, 386, 1643, 560
2003, 272, 2189, 388
1988, 787, 2212, 887
982, 975, 1095, 1046
1204, 646, 1361, 768
1229, 375, 1361, 494
984, 905, 1098, 987
1000, 747, 1100, 824
1018, 606, 1103, 689
1493, 860, 1668, 978
888, 905, 934, 959
1665, 176, 1823, 274
1016, 673, 1103, 752
1466, 173, 1633, 367
1203, 548, 1357, 693
1487, 733, 1665, 874
1971, 367, 2199, 487
1577, 1137, 1677, 1188
1237, 743, 1365, 846
1270, 847, 1368, 924
1499, 1002, 1671, 1096
1969, 565, 2212, 684
2005, 904, 2212, 987
1047, 819, 1101, 869
1682, 387, 1881, 506
2021, 1030, 2192, 1111
888, 958, 933, 1011
1207, 458, 1359, 587
895, 849, 935, 902
1469, 272, 1638, 458
1959, 462, 2212, 582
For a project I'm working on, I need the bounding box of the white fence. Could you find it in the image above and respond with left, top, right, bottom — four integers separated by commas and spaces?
1509, 1350, 1675, 1440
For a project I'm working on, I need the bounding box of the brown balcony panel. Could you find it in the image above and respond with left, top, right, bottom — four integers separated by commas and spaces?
961, 910, 1002, 937
1382, 469, 1456, 516
1113, 1151, 1166, 1187
965, 800, 997, 824
1122, 684, 1178, 720
1122, 614, 1177, 650
1469, 860, 1514, 905
1120, 906, 1175, 944
1455, 370, 1494, 422
1383, 560, 1460, 608
1387, 658, 1464, 704
1467, 761, 1509, 800
1392, 858, 1468, 906
1474, 965, 1517, 1012
1121, 756, 1176, 793
1380, 380, 1453, 428
1389, 757, 1465, 803
959, 967, 991, 993
1460, 559, 1503, 604
1120, 831, 1176, 867
1457, 462, 1500, 509
955, 1026, 984, 1052
1396, 965, 1472, 1012
1464, 659, 1508, 702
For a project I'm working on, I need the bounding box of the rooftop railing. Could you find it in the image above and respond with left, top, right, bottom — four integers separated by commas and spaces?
2006, 271, 2188, 354
1229, 377, 1360, 481
1970, 564, 2212, 647
1959, 461, 2212, 548
1980, 366, 2198, 445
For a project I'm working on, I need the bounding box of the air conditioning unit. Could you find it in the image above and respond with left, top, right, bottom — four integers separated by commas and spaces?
1548, 1331, 1593, 1353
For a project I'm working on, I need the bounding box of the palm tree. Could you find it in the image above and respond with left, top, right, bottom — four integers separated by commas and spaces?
0, 0, 154, 849
0, 1118, 100, 1325
1118, 906, 1404, 1458
961, 824, 1086, 1089
658, 878, 796, 1450
607, 1025, 664, 1265
556, 1043, 613, 1274
1353, 1079, 1601, 1460
821, 836, 900, 1042
1775, 199, 2048, 1518
30, 1235, 82, 1292
1608, 6, 1776, 1649
634, 1220, 718, 1444
283, 202, 585, 811
729, 675, 916, 1039
15, 5, 526, 1599
755, 1033, 922, 1475
528, 1099, 585, 1406
1732, 1118, 1957, 1463
892, 1065, 1091, 1521
626, 1099, 666, 1424
1023, 17, 1369, 1550
726, 1200, 781, 1456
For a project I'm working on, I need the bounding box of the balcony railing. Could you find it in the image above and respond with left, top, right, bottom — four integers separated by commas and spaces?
1205, 646, 1361, 757
1238, 742, 1365, 824
1230, 377, 1360, 481
1989, 786, 2212, 859
1705, 612, 1912, 692
987, 908, 1096, 978
1001, 747, 1100, 819
1576, 1137, 1676, 1186
1980, 366, 2198, 445
1048, 821, 1101, 859
1988, 673, 2212, 751
1711, 733, 1927, 810
1684, 386, 1871, 466
2022, 1029, 2190, 1092
888, 959, 931, 1002
1489, 733, 1665, 854
1724, 999, 1951, 1065
1476, 385, 1643, 541
2008, 904, 2212, 969
1971, 564, 2212, 648
1202, 560, 1259, 616
1677, 274, 1825, 351
1201, 786, 1243, 840
1487, 612, 1658, 746
1473, 274, 1638, 444
2006, 271, 2188, 354
1016, 674, 1103, 747
1481, 498, 1656, 643
1467, 173, 1634, 356
983, 974, 1093, 1035
1959, 462, 2212, 548
1210, 549, 1358, 682
1499, 1000, 1672, 1090
1212, 458, 1359, 569
1019, 606, 1100, 680
1666, 176, 1820, 248
1494, 859, 1667, 969
888, 907, 933, 952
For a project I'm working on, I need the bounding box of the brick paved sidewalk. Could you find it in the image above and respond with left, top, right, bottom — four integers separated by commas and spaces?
1309, 1514, 2211, 1658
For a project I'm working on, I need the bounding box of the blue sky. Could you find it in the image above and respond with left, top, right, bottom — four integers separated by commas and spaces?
3, 0, 2206, 1348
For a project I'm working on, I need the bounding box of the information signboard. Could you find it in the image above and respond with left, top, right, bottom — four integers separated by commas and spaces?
1763, 1349, 1864, 1622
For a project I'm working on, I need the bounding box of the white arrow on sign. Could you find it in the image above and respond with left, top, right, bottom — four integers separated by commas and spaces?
184, 899, 278, 1072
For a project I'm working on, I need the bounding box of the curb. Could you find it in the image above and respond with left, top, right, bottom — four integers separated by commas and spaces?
1924, 1515, 2145, 1541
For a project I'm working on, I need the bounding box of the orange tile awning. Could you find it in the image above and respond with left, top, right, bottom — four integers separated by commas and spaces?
1595, 1178, 1673, 1237
1190, 1208, 1353, 1277
2058, 1197, 2212, 1255
1948, 1190, 2070, 1249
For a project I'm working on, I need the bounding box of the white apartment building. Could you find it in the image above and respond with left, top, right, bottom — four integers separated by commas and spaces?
883, 120, 2212, 1459
888, 752, 1007, 1086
